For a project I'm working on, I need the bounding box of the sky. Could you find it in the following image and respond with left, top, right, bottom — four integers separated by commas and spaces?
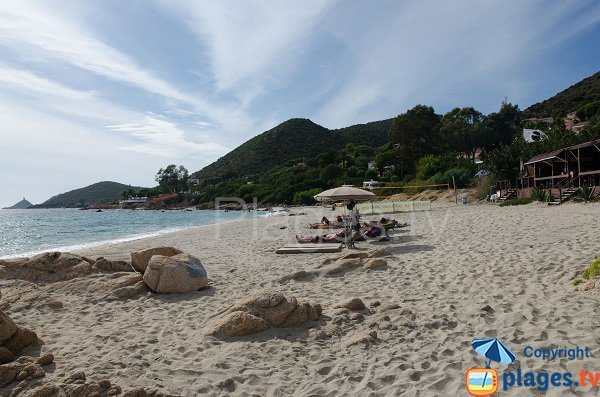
0, 1, 599, 207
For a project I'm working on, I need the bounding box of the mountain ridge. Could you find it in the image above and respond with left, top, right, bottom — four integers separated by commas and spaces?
192, 118, 392, 181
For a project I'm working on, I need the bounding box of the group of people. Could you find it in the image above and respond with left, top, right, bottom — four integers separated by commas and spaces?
297, 217, 391, 244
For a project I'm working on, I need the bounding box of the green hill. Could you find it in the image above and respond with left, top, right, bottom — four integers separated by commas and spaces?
525, 71, 600, 118
193, 118, 392, 181
32, 181, 145, 208
3, 198, 33, 209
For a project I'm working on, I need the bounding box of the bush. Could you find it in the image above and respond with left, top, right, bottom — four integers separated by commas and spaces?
499, 198, 534, 206
475, 175, 496, 199
320, 164, 343, 182
293, 188, 322, 205
531, 186, 548, 202
429, 167, 473, 187
365, 169, 378, 179
346, 166, 360, 178
416, 155, 442, 180
583, 257, 600, 280
577, 186, 598, 203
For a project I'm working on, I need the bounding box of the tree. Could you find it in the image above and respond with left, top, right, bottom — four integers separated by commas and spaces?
388, 105, 441, 156
320, 164, 343, 183
155, 165, 189, 193
440, 107, 488, 163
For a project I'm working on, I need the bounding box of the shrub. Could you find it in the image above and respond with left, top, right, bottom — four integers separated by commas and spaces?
475, 175, 496, 199
430, 167, 473, 187
365, 169, 378, 179
531, 186, 548, 202
577, 186, 598, 203
498, 198, 534, 207
293, 188, 322, 205
582, 256, 600, 280
416, 155, 442, 180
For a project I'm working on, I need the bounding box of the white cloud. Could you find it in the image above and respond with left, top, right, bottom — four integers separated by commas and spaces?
109, 116, 230, 159
157, 0, 335, 99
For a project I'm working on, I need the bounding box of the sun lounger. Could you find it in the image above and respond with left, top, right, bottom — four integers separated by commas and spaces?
276, 243, 343, 254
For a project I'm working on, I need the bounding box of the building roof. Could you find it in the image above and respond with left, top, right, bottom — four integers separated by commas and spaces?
524, 138, 600, 165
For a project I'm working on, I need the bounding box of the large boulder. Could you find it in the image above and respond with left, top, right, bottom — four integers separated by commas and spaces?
204, 289, 321, 338
0, 310, 39, 358
131, 247, 182, 273
143, 254, 208, 294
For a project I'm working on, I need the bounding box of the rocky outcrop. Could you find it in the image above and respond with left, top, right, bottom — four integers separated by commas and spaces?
143, 254, 208, 294
0, 253, 95, 283
204, 289, 321, 338
49, 272, 145, 299
131, 247, 182, 273
93, 258, 133, 272
0, 252, 136, 284
0, 310, 39, 360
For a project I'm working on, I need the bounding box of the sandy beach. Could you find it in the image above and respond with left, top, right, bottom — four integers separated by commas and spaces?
2, 202, 600, 396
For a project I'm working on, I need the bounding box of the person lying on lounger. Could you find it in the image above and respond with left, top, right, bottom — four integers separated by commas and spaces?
296, 229, 346, 243
297, 223, 383, 244
309, 215, 344, 229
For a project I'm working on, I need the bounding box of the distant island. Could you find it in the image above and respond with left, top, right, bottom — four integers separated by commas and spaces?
2, 197, 33, 209
29, 181, 146, 209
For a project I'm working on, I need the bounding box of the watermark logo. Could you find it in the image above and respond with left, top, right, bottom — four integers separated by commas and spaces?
466, 338, 596, 393
466, 338, 516, 396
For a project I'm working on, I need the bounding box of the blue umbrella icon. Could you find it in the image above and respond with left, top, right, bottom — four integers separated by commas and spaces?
471, 338, 516, 393
472, 338, 516, 367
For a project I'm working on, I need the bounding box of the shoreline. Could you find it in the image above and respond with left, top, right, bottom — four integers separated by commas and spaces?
0, 210, 268, 260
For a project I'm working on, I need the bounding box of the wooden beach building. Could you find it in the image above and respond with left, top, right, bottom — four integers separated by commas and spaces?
516, 138, 600, 203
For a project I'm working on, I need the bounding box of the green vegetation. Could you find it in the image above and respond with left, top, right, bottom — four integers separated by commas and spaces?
159, 71, 600, 207
525, 72, 600, 118
576, 186, 599, 203
193, 118, 391, 182
572, 278, 583, 286
32, 182, 146, 208
531, 186, 548, 202
155, 165, 189, 194
498, 198, 535, 207
582, 256, 600, 280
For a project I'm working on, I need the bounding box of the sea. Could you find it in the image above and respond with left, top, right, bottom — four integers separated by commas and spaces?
0, 208, 261, 259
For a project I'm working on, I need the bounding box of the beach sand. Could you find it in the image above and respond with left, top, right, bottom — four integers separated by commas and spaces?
2, 202, 600, 396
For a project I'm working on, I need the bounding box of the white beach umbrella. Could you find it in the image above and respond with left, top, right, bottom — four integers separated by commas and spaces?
313, 186, 376, 203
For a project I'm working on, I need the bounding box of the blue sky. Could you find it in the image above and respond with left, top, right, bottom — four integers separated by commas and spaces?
0, 1, 599, 206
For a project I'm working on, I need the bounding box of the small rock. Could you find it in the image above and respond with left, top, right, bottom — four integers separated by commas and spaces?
36, 354, 54, 366
324, 259, 362, 276
365, 259, 388, 270
369, 248, 393, 258
65, 371, 86, 384
334, 298, 366, 311
30, 384, 60, 397
481, 305, 495, 314
370, 300, 381, 307
350, 313, 364, 321
378, 303, 400, 313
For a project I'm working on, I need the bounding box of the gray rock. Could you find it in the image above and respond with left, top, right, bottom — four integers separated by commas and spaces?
143, 254, 208, 294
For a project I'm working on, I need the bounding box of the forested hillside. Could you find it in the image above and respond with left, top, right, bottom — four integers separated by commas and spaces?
192, 118, 391, 182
